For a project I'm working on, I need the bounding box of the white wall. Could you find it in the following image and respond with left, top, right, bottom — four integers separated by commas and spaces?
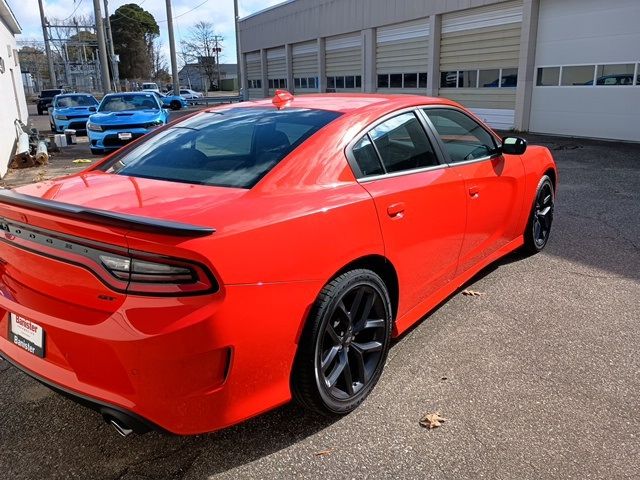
0, 15, 28, 177
529, 0, 640, 141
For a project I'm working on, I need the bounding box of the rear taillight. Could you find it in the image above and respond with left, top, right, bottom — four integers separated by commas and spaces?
0, 218, 218, 296
99, 252, 216, 295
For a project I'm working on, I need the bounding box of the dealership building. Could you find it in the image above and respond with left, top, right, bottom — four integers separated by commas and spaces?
238, 0, 640, 141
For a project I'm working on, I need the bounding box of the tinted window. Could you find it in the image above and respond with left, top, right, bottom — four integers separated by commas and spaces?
352, 136, 384, 177
100, 94, 160, 112
369, 112, 438, 173
101, 108, 341, 189
55, 95, 98, 107
423, 109, 498, 163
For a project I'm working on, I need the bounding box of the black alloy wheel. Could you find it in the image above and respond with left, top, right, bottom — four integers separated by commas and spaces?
292, 269, 392, 415
524, 175, 555, 254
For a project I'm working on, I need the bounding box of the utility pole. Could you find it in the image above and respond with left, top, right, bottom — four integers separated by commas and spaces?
103, 0, 120, 91
92, 0, 111, 93
214, 35, 222, 90
234, 0, 244, 97
37, 0, 57, 88
166, 0, 180, 94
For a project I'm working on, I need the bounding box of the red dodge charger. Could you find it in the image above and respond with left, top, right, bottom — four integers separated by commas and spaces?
0, 92, 556, 435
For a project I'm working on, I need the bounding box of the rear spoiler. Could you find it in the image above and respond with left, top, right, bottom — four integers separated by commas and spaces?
0, 190, 215, 237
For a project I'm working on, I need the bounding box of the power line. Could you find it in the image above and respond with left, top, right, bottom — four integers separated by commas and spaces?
158, 0, 210, 23
61, 0, 85, 22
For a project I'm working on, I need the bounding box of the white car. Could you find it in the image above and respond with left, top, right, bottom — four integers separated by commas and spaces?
168, 88, 203, 100
141, 82, 160, 93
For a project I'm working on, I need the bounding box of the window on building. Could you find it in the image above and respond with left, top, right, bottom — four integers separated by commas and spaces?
356, 75, 362, 88
423, 108, 498, 163
378, 74, 389, 88
309, 77, 318, 88
335, 76, 345, 88
440, 71, 459, 88
403, 73, 417, 89
536, 67, 560, 86
561, 65, 595, 86
369, 112, 438, 173
595, 64, 635, 86
389, 74, 402, 88
345, 76, 355, 88
301, 78, 308, 88
501, 68, 518, 87
479, 69, 501, 88
418, 73, 427, 88
459, 70, 477, 88
327, 77, 335, 89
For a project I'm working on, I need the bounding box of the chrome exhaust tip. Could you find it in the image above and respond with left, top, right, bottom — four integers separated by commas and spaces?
109, 417, 133, 437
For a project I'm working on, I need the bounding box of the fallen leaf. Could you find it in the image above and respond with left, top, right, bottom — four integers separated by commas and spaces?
72, 159, 92, 164
419, 412, 446, 429
462, 289, 485, 296
314, 448, 335, 457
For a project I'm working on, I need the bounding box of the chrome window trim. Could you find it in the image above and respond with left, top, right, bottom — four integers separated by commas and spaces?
344, 106, 448, 181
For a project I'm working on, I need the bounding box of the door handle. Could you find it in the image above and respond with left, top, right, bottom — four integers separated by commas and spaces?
468, 186, 480, 198
387, 202, 405, 218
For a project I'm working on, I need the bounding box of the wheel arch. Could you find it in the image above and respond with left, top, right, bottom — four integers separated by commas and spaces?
331, 254, 399, 321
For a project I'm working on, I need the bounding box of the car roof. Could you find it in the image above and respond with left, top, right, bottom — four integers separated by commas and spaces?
57, 93, 93, 97
217, 93, 459, 114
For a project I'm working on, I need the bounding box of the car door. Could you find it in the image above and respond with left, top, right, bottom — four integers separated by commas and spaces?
421, 107, 525, 274
348, 110, 467, 316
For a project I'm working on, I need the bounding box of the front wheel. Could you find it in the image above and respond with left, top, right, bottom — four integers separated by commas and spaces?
292, 269, 393, 416
523, 175, 555, 254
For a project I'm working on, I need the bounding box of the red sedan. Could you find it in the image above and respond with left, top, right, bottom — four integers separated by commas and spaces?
0, 92, 556, 435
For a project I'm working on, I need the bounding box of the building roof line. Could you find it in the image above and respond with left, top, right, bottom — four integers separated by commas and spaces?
0, 0, 21, 34
239, 0, 296, 23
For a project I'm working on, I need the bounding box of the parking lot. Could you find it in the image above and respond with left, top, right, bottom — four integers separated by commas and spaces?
0, 112, 638, 479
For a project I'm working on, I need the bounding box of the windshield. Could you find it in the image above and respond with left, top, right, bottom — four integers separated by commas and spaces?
55, 95, 97, 107
101, 107, 342, 189
99, 94, 160, 112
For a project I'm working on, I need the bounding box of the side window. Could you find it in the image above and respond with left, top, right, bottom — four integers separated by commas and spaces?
368, 112, 438, 174
352, 136, 384, 177
423, 108, 498, 163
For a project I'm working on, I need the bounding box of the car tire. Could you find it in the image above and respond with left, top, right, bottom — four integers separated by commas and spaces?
37, 108, 43, 116
292, 269, 393, 416
90, 148, 105, 156
522, 175, 555, 255
170, 100, 181, 110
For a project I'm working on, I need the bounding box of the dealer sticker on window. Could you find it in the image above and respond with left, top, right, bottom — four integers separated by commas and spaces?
9, 313, 45, 358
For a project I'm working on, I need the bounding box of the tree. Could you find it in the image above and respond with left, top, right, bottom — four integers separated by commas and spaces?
110, 4, 159, 80
151, 38, 168, 81
180, 21, 223, 90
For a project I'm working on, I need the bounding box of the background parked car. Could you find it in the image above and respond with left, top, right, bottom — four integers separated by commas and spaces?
167, 88, 203, 100
149, 91, 188, 110
48, 93, 99, 134
37, 88, 65, 115
87, 92, 170, 155
141, 82, 160, 93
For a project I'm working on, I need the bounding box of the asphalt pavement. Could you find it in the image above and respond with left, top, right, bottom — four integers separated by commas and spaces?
0, 129, 638, 479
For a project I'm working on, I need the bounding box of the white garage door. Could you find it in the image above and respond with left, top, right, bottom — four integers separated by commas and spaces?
530, 0, 640, 141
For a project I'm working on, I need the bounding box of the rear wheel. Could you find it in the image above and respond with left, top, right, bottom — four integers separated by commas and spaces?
90, 148, 105, 155
170, 100, 181, 110
292, 269, 392, 415
523, 175, 555, 254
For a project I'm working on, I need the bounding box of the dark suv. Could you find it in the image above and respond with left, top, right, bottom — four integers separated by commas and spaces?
37, 89, 65, 115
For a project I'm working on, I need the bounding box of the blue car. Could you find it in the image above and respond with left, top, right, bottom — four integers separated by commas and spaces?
87, 92, 170, 155
49, 93, 99, 134
149, 91, 188, 110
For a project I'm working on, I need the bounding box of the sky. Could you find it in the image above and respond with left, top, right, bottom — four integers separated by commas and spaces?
10, 0, 285, 65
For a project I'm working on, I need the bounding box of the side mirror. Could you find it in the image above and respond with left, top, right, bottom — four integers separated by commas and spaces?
89, 106, 97, 112
501, 136, 527, 155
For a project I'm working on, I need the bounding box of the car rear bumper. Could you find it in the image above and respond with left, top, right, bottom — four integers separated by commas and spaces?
0, 277, 322, 435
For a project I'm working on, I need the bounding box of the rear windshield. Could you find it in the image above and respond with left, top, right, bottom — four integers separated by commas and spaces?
99, 94, 160, 112
101, 107, 342, 189
55, 95, 98, 107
